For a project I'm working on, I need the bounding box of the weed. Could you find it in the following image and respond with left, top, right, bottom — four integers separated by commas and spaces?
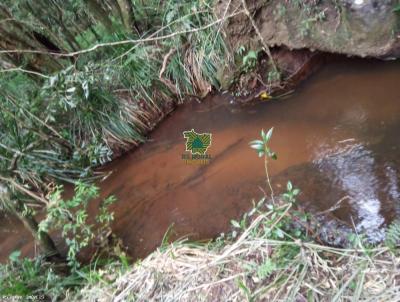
249, 128, 277, 202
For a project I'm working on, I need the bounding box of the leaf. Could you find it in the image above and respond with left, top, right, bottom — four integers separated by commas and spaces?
274, 228, 285, 239
166, 10, 176, 23
287, 181, 293, 191
393, 4, 400, 12
250, 143, 263, 151
9, 250, 21, 262
265, 127, 274, 142
236, 45, 246, 56
231, 220, 241, 228
257, 259, 276, 279
242, 50, 258, 67
237, 279, 252, 300
82, 81, 89, 99
249, 140, 263, 145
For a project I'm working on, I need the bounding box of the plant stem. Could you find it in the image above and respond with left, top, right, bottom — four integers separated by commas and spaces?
264, 156, 275, 203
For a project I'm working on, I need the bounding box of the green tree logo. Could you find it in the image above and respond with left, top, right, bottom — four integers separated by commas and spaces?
183, 129, 212, 155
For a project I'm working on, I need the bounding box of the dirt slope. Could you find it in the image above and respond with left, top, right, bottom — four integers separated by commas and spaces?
216, 0, 400, 58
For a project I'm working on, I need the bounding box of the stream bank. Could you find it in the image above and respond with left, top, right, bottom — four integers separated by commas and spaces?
216, 0, 400, 58
2, 58, 400, 263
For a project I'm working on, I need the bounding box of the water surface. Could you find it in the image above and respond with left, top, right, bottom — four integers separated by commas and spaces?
1, 59, 400, 261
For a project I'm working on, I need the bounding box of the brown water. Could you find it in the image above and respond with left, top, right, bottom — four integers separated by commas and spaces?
2, 59, 400, 261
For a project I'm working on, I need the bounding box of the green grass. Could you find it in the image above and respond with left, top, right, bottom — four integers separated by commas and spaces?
0, 0, 231, 237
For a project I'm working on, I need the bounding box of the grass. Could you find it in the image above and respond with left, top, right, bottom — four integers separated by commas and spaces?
0, 0, 233, 249
67, 198, 400, 302
3, 197, 400, 301
0, 0, 232, 185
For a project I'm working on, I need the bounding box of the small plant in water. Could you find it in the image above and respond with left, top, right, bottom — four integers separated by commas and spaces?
249, 128, 277, 202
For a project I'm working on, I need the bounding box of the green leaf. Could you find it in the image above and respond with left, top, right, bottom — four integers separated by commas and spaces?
242, 50, 258, 66
257, 258, 276, 279
9, 250, 21, 263
265, 127, 274, 142
393, 4, 400, 12
231, 220, 241, 228
250, 143, 263, 150
287, 181, 293, 191
274, 228, 284, 239
249, 140, 263, 145
294, 229, 302, 237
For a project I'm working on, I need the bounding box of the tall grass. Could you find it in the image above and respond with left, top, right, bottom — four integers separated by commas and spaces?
0, 0, 232, 261
0, 0, 231, 210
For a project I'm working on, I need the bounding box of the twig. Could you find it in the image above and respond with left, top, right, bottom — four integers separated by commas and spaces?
159, 48, 177, 79
158, 47, 179, 95
0, 175, 48, 205
316, 195, 351, 215
0, 11, 245, 58
0, 67, 50, 78
240, 0, 278, 73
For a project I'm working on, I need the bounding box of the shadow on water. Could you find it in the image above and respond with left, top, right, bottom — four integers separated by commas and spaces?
2, 58, 400, 261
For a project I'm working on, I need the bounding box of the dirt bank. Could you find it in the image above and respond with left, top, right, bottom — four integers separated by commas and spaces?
216, 0, 400, 59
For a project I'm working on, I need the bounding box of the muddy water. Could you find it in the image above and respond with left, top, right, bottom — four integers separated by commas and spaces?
2, 59, 400, 261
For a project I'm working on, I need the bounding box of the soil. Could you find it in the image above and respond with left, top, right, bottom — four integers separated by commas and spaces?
229, 47, 328, 105
216, 0, 400, 58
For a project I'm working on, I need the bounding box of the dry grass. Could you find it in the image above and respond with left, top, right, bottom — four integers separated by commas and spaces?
68, 201, 400, 302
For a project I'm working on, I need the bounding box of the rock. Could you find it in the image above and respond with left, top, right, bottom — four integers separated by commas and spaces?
215, 0, 400, 58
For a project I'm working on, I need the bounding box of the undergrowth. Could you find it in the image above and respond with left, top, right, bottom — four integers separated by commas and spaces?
2, 128, 399, 301
0, 0, 232, 263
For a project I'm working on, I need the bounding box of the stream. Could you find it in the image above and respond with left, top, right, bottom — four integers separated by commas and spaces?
1, 58, 400, 262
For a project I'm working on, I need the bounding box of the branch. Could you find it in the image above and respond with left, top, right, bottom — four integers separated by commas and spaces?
0, 175, 48, 205
159, 47, 179, 95
0, 11, 244, 58
0, 67, 50, 78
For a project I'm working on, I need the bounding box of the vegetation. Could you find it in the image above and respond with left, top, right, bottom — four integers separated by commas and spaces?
0, 250, 128, 300
1, 0, 399, 301
71, 202, 400, 301
1, 128, 399, 301
0, 0, 231, 262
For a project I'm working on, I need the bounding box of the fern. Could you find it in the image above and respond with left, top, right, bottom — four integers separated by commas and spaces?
257, 259, 277, 280
385, 220, 400, 249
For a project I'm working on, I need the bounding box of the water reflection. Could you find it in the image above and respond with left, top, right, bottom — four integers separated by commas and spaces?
314, 143, 384, 240
2, 59, 400, 262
